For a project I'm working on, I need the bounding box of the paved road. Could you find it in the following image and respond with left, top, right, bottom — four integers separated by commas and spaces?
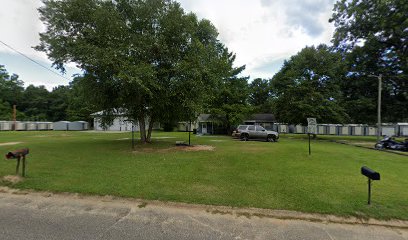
0, 191, 407, 240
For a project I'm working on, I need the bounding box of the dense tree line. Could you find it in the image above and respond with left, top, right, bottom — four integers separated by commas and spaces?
0, 65, 94, 122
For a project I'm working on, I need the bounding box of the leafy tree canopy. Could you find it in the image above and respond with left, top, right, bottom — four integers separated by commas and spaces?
248, 78, 274, 113
330, 0, 408, 122
37, 0, 239, 142
207, 53, 251, 134
271, 44, 349, 125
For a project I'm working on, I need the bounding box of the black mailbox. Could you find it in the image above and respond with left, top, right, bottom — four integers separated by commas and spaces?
5, 148, 29, 177
361, 166, 380, 180
361, 166, 380, 205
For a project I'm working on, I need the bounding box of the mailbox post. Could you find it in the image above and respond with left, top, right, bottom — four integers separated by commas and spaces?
361, 166, 380, 205
5, 148, 29, 177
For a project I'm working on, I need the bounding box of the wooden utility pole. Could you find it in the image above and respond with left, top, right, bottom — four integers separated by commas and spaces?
369, 74, 382, 141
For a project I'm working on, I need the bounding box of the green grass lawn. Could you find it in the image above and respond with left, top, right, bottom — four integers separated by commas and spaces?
0, 131, 407, 220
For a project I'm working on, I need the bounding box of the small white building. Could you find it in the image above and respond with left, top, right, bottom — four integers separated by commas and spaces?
94, 117, 133, 131
92, 110, 160, 131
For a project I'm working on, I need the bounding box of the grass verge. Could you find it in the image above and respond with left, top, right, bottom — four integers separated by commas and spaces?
0, 131, 407, 220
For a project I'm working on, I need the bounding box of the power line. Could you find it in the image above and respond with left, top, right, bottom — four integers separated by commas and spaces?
0, 39, 72, 81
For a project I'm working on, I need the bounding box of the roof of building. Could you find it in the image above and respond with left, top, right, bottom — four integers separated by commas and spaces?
197, 114, 212, 122
91, 108, 126, 116
245, 114, 276, 122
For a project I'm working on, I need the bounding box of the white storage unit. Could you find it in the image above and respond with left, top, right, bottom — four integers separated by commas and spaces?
37, 122, 48, 130
0, 121, 12, 131
79, 121, 89, 130
53, 121, 70, 131
27, 122, 38, 131
349, 124, 364, 136
68, 121, 89, 131
382, 126, 396, 136
397, 123, 408, 136
295, 125, 305, 134
354, 126, 364, 136
15, 122, 26, 131
278, 124, 288, 133
317, 125, 326, 135
365, 127, 377, 136
340, 125, 350, 135
328, 125, 337, 135
47, 122, 53, 130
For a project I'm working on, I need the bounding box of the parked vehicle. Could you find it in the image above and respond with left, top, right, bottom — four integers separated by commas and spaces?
232, 125, 279, 142
374, 136, 408, 151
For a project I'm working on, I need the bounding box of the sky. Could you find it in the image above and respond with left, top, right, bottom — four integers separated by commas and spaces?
0, 0, 336, 90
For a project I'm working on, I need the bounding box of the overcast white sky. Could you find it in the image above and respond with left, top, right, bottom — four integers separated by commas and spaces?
0, 0, 336, 90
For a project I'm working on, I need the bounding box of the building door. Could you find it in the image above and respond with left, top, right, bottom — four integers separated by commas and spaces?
202, 123, 207, 134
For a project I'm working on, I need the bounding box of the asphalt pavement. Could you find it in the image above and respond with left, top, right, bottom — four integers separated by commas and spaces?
0, 189, 407, 240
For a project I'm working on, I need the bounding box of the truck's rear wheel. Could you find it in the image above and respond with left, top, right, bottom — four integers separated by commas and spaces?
267, 135, 276, 142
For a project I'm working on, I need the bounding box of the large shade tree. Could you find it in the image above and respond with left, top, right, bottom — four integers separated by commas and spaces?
207, 52, 251, 134
37, 0, 234, 142
271, 45, 349, 125
330, 0, 408, 122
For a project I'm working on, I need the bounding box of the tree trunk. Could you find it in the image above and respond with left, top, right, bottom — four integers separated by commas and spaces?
139, 117, 147, 143
146, 117, 154, 143
226, 114, 231, 135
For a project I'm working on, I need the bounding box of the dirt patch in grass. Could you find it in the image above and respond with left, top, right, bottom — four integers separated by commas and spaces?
30, 135, 49, 138
60, 134, 72, 137
116, 138, 130, 141
175, 145, 215, 151
0, 142, 23, 147
352, 142, 376, 148
2, 175, 23, 184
